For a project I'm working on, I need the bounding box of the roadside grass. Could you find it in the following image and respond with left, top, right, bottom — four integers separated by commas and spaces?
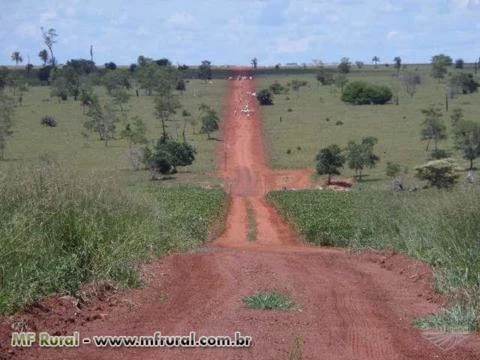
246, 200, 257, 241
256, 68, 480, 188
242, 291, 295, 310
267, 188, 480, 331
0, 165, 227, 314
0, 80, 226, 190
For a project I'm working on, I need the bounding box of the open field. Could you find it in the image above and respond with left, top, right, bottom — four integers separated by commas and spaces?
2, 74, 479, 360
256, 67, 480, 187
0, 79, 226, 190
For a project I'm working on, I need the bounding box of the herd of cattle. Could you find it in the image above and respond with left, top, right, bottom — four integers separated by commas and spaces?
228, 76, 253, 80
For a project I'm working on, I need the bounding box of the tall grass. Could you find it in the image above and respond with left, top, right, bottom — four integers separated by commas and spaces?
268, 188, 480, 331
0, 165, 226, 314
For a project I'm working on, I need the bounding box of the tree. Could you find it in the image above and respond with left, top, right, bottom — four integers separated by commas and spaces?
251, 57, 258, 69
11, 51, 23, 66
104, 62, 117, 70
137, 63, 159, 95
112, 88, 130, 112
145, 138, 196, 175
50, 77, 69, 101
198, 60, 212, 82
0, 93, 15, 160
199, 106, 219, 139
451, 108, 480, 169
41, 27, 58, 66
176, 79, 186, 93
385, 162, 403, 178
431, 54, 453, 79
400, 72, 421, 98
84, 101, 119, 146
393, 57, 402, 73
420, 107, 447, 151
316, 67, 335, 86
120, 116, 147, 148
154, 91, 181, 141
341, 81, 392, 105
315, 144, 345, 184
372, 56, 380, 67
155, 58, 171, 67
415, 158, 460, 188
256, 89, 273, 105
447, 73, 479, 97
338, 57, 351, 73
334, 74, 349, 92
455, 58, 464, 69
346, 136, 379, 181
38, 49, 49, 66
355, 61, 364, 69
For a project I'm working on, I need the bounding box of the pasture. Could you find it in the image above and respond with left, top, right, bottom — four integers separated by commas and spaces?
256, 65, 480, 187
0, 79, 226, 190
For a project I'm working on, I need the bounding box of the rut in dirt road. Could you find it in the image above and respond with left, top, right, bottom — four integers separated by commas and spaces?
5, 72, 479, 360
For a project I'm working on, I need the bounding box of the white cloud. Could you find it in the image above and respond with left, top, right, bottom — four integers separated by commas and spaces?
273, 36, 315, 53
386, 30, 399, 40
167, 12, 196, 28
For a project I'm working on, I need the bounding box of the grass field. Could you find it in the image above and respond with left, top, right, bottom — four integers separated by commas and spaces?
0, 165, 227, 314
256, 66, 480, 187
267, 188, 480, 331
0, 79, 229, 313
0, 79, 226, 190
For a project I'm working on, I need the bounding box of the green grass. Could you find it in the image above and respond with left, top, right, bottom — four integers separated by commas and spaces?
256, 68, 480, 188
242, 291, 295, 310
267, 188, 480, 331
1, 79, 226, 189
0, 165, 227, 314
246, 200, 257, 241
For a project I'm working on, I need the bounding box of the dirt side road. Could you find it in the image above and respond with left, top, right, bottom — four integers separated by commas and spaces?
1, 72, 479, 360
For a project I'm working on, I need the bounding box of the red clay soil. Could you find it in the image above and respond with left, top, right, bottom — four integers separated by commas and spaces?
1, 72, 480, 360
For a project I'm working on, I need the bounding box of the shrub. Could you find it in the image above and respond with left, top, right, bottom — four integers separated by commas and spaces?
287, 108, 293, 112
341, 81, 393, 105
415, 158, 461, 188
256, 89, 273, 105
448, 73, 479, 95
145, 138, 196, 176
269, 81, 285, 94
41, 115, 57, 127
335, 120, 343, 126
286, 149, 291, 154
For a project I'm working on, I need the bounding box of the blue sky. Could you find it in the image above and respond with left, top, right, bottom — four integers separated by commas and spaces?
1, 0, 479, 66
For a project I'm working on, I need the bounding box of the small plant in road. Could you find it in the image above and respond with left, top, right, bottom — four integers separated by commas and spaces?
243, 291, 295, 310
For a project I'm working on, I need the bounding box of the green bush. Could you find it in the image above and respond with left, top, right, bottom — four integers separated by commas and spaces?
269, 81, 285, 94
341, 81, 393, 105
415, 158, 461, 188
256, 89, 273, 105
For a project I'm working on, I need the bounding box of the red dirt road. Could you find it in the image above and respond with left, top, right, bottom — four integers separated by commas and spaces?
2, 74, 479, 360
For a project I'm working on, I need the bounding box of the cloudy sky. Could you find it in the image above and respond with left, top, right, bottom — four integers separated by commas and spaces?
1, 0, 479, 66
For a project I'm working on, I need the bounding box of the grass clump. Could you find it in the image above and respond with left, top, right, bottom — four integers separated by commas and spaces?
0, 165, 226, 314
242, 291, 295, 310
245, 200, 257, 241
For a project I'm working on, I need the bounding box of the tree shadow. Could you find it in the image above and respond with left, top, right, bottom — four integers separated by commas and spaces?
208, 137, 223, 141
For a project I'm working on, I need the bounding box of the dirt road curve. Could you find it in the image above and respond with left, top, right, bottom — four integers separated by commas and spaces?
2, 72, 479, 360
